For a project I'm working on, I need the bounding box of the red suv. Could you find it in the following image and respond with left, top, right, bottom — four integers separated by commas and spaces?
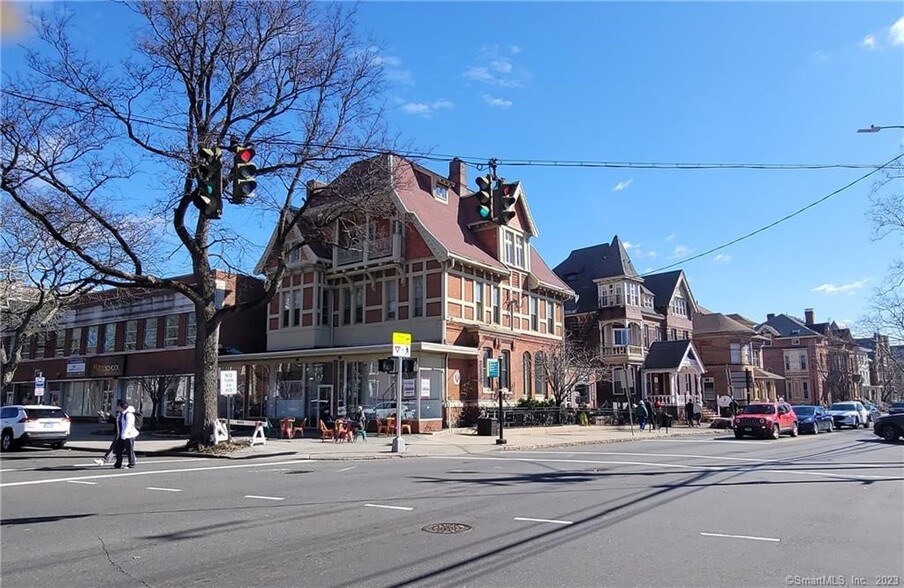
733, 402, 798, 439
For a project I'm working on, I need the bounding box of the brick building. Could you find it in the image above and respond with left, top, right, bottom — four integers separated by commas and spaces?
223, 154, 573, 431
3, 271, 265, 420
757, 310, 830, 404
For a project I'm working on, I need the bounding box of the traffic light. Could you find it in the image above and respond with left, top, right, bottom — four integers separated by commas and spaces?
402, 358, 417, 375
474, 174, 493, 220
493, 180, 517, 225
378, 358, 396, 373
232, 145, 257, 204
193, 147, 223, 219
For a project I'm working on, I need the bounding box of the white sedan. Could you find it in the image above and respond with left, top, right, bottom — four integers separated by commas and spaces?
827, 401, 870, 429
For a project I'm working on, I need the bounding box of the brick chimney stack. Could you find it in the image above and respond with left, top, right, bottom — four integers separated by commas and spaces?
767, 313, 776, 321
449, 157, 467, 195
804, 308, 815, 326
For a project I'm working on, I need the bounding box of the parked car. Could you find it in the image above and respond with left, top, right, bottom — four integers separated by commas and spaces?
827, 401, 869, 429
363, 401, 414, 420
0, 405, 71, 451
873, 413, 904, 443
888, 401, 904, 415
862, 402, 881, 424
791, 405, 833, 434
733, 402, 798, 439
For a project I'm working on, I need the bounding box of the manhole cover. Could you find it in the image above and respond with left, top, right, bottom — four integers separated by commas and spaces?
422, 523, 473, 534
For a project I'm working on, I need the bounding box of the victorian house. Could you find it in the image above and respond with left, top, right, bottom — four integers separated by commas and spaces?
224, 155, 573, 431
757, 310, 830, 404
553, 236, 704, 407
692, 310, 782, 409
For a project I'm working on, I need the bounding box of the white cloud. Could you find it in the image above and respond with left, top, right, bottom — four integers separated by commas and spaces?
647, 250, 657, 259
372, 55, 402, 67
670, 245, 692, 259
891, 17, 904, 46
482, 94, 512, 108
464, 66, 494, 83
401, 99, 454, 117
385, 69, 414, 85
665, 233, 676, 242
861, 34, 877, 49
612, 178, 634, 192
811, 278, 870, 295
509, 45, 522, 54
463, 46, 530, 88
623, 241, 641, 250
713, 253, 732, 263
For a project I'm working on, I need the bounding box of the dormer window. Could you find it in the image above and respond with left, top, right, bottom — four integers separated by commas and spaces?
502, 229, 526, 269
433, 185, 448, 202
564, 272, 580, 283
670, 294, 688, 317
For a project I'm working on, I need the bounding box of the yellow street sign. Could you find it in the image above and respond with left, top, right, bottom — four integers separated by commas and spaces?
392, 332, 412, 345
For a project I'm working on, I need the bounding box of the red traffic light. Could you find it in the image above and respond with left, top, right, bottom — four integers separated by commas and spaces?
237, 147, 255, 163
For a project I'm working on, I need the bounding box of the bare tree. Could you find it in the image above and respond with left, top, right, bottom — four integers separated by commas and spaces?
1, 2, 394, 447
538, 335, 606, 407
134, 374, 182, 428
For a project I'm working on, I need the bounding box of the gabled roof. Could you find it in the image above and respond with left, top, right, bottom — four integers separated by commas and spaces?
726, 313, 758, 328
756, 314, 822, 338
692, 311, 754, 335
553, 235, 639, 314
642, 339, 704, 372
641, 270, 683, 309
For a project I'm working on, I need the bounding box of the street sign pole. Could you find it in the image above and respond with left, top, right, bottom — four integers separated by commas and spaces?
496, 380, 506, 445
390, 332, 411, 454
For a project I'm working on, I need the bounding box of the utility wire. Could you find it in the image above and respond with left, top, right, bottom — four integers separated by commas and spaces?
2, 88, 893, 172
639, 151, 904, 276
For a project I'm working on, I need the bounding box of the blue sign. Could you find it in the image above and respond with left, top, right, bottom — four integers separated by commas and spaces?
486, 358, 500, 378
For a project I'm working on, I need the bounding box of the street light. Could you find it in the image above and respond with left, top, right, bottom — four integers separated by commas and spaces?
857, 124, 904, 133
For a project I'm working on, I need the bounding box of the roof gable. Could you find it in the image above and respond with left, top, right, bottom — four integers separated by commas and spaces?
692, 311, 754, 335
642, 340, 705, 372
757, 314, 822, 338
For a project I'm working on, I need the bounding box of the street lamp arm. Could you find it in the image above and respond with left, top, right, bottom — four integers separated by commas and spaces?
857, 124, 904, 133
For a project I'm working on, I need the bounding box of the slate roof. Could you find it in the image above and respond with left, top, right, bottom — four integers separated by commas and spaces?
692, 311, 754, 335
642, 339, 694, 370
641, 270, 683, 310
757, 314, 821, 338
552, 235, 639, 314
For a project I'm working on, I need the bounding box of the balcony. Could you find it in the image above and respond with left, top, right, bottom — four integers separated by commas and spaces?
601, 345, 645, 361
333, 235, 399, 269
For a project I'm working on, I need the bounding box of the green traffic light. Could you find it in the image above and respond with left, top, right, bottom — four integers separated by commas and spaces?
478, 205, 491, 219
205, 184, 214, 195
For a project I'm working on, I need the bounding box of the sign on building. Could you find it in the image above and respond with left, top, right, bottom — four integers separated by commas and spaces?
220, 370, 238, 396
486, 358, 500, 378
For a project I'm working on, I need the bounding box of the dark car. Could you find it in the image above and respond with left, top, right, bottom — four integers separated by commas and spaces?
792, 405, 833, 434
733, 402, 798, 439
888, 402, 904, 415
873, 413, 904, 443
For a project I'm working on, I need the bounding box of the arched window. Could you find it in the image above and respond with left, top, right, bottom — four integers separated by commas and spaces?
535, 351, 547, 399
482, 348, 493, 389
523, 352, 532, 397
500, 350, 510, 390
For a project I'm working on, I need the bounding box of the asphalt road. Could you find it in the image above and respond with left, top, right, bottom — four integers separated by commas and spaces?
2, 429, 902, 588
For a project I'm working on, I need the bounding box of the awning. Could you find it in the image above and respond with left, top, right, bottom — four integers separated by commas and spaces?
218, 342, 480, 365
752, 366, 784, 380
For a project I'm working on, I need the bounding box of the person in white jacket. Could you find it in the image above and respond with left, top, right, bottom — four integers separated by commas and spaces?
114, 400, 139, 469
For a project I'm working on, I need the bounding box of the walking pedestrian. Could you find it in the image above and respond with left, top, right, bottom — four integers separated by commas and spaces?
644, 398, 655, 430
93, 403, 123, 466
692, 398, 703, 427
113, 400, 139, 469
685, 399, 694, 427
636, 401, 649, 431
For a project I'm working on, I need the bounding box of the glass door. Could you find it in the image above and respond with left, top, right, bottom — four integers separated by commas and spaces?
310, 385, 333, 425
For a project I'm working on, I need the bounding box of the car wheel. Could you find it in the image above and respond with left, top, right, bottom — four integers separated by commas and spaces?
790, 422, 798, 437
734, 431, 744, 439
771, 424, 780, 439
880, 426, 900, 443
827, 421, 833, 432
50, 441, 66, 449
852, 418, 859, 430
811, 423, 819, 435
862, 419, 870, 430
1, 430, 12, 452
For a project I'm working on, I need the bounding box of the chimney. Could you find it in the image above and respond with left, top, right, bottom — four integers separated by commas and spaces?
449, 157, 467, 195
766, 313, 775, 321
804, 308, 815, 326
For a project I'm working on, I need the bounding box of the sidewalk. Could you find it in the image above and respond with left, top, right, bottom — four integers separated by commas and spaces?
66, 422, 723, 461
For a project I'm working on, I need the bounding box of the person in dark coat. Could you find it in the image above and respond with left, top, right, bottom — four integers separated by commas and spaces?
643, 399, 655, 430
685, 399, 695, 427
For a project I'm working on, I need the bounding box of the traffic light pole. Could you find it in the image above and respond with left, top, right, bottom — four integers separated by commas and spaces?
391, 355, 406, 453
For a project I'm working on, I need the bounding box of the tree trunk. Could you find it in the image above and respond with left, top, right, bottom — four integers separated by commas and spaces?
190, 304, 220, 448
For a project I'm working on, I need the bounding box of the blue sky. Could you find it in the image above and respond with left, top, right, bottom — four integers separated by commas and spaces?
3, 1, 903, 331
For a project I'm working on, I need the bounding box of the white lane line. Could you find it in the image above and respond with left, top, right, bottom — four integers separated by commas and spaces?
514, 517, 573, 526
245, 495, 285, 501
364, 503, 414, 511
146, 487, 182, 492
518, 451, 765, 463
701, 532, 780, 543
67, 480, 98, 485
0, 459, 315, 489
0, 468, 23, 473
338, 466, 357, 472
645, 439, 765, 445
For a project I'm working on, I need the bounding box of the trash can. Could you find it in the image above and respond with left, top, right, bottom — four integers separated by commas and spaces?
477, 418, 498, 436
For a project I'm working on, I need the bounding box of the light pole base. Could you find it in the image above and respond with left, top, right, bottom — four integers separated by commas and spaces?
391, 437, 406, 453
495, 438, 507, 445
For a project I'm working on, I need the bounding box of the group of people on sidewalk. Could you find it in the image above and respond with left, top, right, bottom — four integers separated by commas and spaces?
93, 400, 140, 468
634, 397, 705, 431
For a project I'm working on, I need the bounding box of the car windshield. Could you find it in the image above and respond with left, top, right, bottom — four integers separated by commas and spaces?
793, 406, 815, 415
893, 403, 904, 409
741, 405, 775, 415
830, 403, 857, 411
25, 408, 67, 419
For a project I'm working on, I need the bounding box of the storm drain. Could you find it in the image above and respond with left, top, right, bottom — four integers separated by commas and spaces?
422, 523, 473, 534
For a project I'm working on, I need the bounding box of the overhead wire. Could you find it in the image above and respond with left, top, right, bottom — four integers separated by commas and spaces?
639, 151, 904, 276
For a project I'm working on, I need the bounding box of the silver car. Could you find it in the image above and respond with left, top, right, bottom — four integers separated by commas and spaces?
827, 401, 869, 429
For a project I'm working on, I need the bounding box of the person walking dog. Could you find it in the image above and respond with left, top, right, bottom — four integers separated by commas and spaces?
113, 400, 140, 469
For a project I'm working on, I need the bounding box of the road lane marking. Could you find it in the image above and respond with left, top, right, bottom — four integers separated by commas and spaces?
67, 480, 98, 485
0, 459, 315, 488
700, 532, 780, 542
518, 451, 765, 463
245, 495, 285, 501
146, 487, 181, 492
645, 439, 766, 445
365, 503, 413, 511
514, 517, 573, 526
338, 466, 357, 472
